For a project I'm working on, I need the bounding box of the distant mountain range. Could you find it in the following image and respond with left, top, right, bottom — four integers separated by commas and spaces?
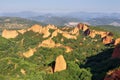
0, 11, 120, 26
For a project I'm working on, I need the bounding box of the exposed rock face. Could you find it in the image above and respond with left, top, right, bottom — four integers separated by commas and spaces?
97, 31, 111, 38
102, 36, 113, 45
54, 55, 67, 72
51, 30, 58, 38
2, 29, 18, 39
28, 24, 42, 33
112, 44, 120, 59
89, 30, 96, 38
39, 38, 63, 48
28, 24, 51, 38
104, 69, 120, 80
18, 29, 26, 34
40, 38, 56, 48
62, 33, 77, 39
23, 48, 36, 58
70, 27, 79, 35
114, 38, 120, 45
42, 27, 51, 38
77, 23, 89, 31
46, 24, 57, 30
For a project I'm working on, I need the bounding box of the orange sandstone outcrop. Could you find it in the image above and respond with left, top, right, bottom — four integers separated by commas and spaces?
62, 33, 77, 39
39, 38, 63, 48
54, 55, 67, 72
70, 27, 79, 35
114, 38, 120, 45
102, 36, 113, 45
112, 44, 120, 59
28, 24, 51, 38
96, 31, 112, 38
42, 27, 51, 38
23, 48, 36, 58
39, 38, 56, 48
89, 30, 96, 38
18, 29, 26, 34
28, 24, 42, 33
2, 29, 18, 39
51, 30, 58, 38
46, 24, 57, 30
77, 23, 89, 31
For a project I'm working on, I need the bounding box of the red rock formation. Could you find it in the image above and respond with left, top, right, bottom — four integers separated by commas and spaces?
104, 68, 120, 80
112, 44, 120, 59
54, 55, 67, 72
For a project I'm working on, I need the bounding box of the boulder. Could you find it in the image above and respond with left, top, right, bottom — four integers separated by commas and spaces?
54, 55, 67, 72
112, 44, 120, 59
2, 29, 18, 39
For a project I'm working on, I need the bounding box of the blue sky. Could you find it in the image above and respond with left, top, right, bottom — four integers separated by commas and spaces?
0, 0, 120, 13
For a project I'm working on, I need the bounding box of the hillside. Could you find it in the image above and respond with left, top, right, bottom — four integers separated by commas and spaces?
0, 17, 44, 29
1, 12, 120, 26
0, 23, 120, 80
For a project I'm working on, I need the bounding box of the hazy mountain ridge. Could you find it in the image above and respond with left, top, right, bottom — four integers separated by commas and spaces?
1, 11, 120, 26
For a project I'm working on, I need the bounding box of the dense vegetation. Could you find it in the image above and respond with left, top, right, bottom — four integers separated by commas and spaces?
0, 25, 120, 80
